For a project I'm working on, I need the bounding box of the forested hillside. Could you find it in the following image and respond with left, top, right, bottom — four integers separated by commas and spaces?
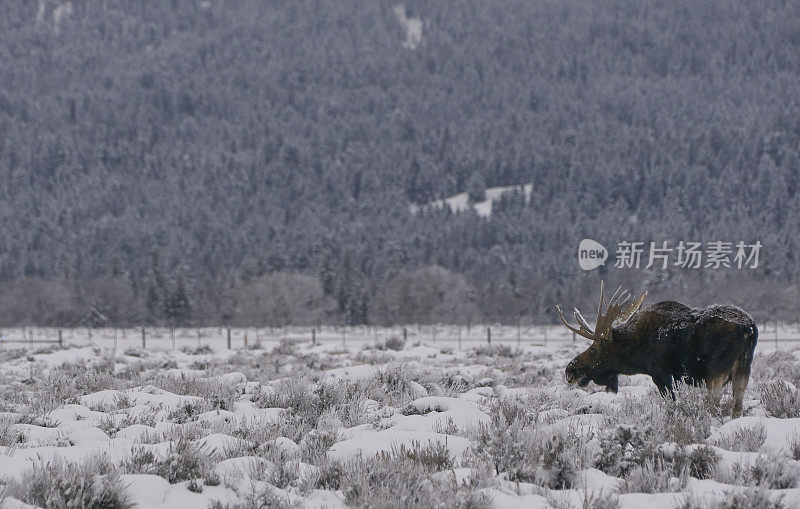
1, 0, 799, 326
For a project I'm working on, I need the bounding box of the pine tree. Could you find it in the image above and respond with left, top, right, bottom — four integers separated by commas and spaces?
164, 276, 191, 326
467, 170, 486, 203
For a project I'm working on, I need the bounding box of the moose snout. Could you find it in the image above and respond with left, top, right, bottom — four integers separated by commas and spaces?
565, 360, 578, 383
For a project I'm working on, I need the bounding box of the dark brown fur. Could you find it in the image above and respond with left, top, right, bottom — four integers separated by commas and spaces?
565, 301, 757, 416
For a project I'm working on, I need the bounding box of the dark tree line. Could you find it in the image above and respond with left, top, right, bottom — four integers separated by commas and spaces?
0, 0, 799, 326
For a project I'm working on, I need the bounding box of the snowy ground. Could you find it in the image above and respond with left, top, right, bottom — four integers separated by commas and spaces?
0, 327, 799, 508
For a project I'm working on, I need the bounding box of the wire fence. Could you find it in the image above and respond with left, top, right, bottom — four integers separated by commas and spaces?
1, 322, 798, 352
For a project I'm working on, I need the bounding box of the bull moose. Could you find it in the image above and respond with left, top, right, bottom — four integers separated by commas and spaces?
556, 282, 758, 416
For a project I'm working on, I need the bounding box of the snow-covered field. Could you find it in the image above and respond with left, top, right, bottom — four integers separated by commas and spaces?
1, 327, 799, 508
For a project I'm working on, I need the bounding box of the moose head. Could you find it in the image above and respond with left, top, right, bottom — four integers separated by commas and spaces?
556, 281, 646, 391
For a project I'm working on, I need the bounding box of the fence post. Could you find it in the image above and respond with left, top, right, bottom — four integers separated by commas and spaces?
342, 327, 346, 346
244, 334, 248, 349
487, 327, 491, 345
58, 329, 63, 348
544, 325, 548, 348
457, 327, 462, 350
775, 321, 778, 350
433, 324, 437, 344
227, 328, 231, 350
312, 329, 316, 346
141, 328, 146, 349
517, 318, 521, 346
403, 327, 407, 342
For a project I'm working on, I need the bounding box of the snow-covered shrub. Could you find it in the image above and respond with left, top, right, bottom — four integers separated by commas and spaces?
745, 454, 799, 489
673, 493, 710, 509
385, 440, 454, 471
472, 344, 519, 358
366, 362, 456, 404
472, 405, 590, 489
503, 363, 552, 388
221, 351, 282, 381
6, 458, 129, 509
473, 414, 532, 479
549, 488, 620, 509
263, 458, 297, 489
32, 345, 64, 355
234, 482, 297, 509
168, 402, 202, 423
664, 381, 723, 445
36, 358, 120, 410
789, 432, 800, 461
334, 452, 491, 508
0, 415, 26, 447
751, 350, 800, 386
354, 349, 394, 364
252, 378, 367, 444
672, 445, 720, 480
596, 425, 658, 477
579, 489, 620, 509
488, 396, 538, 428
599, 436, 717, 482
123, 347, 146, 357
300, 428, 339, 464
181, 344, 214, 355
717, 487, 784, 509
96, 415, 122, 438
314, 460, 347, 490
720, 453, 799, 489
118, 409, 158, 430
609, 381, 722, 446
152, 375, 240, 413
760, 381, 800, 418
271, 338, 299, 356
189, 359, 213, 370
619, 457, 688, 494
433, 416, 460, 436
253, 377, 314, 411
384, 336, 405, 351
203, 469, 221, 487
126, 437, 208, 484
712, 422, 766, 452
0, 348, 29, 362
536, 430, 590, 489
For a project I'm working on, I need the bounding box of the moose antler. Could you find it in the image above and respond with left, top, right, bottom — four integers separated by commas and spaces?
556, 281, 646, 342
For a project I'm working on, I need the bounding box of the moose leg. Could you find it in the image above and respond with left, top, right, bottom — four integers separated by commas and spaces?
730, 328, 757, 418
604, 374, 619, 393
731, 364, 750, 418
653, 376, 675, 399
